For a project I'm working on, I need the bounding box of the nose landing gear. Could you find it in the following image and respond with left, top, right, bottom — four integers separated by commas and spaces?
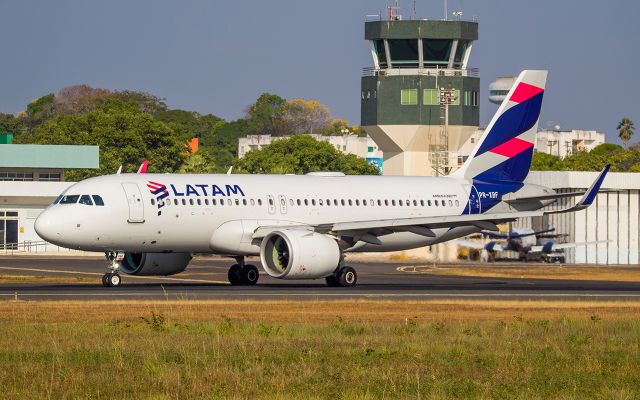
228, 257, 259, 286
103, 251, 123, 287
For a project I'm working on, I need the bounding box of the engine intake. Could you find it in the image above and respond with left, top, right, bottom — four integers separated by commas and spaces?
260, 229, 340, 279
119, 253, 192, 276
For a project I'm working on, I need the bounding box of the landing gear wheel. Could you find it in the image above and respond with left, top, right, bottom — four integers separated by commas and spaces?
103, 273, 121, 287
337, 266, 357, 287
325, 274, 339, 287
228, 264, 242, 285
240, 264, 259, 285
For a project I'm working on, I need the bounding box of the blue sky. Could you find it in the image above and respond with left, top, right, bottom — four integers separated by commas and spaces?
1, 1, 638, 144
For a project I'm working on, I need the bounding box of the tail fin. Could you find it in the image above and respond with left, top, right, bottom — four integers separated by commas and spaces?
452, 70, 548, 182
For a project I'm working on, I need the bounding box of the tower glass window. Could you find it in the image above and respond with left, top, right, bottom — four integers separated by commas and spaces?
422, 39, 453, 67
423, 89, 439, 105
387, 39, 419, 67
401, 89, 418, 105
454, 40, 470, 66
373, 40, 387, 67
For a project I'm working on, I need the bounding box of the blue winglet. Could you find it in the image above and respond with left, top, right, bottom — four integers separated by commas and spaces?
578, 164, 610, 207
545, 164, 610, 215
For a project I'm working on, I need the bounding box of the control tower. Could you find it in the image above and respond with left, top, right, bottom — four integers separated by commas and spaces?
361, 11, 480, 176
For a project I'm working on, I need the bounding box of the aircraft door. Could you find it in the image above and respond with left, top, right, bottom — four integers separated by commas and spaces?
122, 183, 145, 223
466, 185, 481, 214
278, 195, 287, 214
266, 195, 276, 215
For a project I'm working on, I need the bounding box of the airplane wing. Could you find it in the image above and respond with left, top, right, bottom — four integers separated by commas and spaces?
529, 240, 609, 253
252, 210, 544, 243
454, 239, 507, 252
544, 164, 610, 215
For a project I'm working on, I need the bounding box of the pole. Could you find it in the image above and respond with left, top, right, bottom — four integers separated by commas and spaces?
444, 0, 448, 20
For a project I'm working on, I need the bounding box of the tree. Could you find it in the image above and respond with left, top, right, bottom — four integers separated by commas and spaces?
233, 135, 379, 175
27, 102, 186, 180
245, 93, 287, 136
0, 113, 23, 136
617, 117, 635, 148
154, 109, 224, 144
54, 85, 112, 114
25, 93, 56, 131
282, 99, 332, 135
111, 90, 168, 114
530, 152, 563, 171
178, 152, 217, 174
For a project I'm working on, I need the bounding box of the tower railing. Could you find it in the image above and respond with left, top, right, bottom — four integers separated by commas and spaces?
362, 66, 479, 78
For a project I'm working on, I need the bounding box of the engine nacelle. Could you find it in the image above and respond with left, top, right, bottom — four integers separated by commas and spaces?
260, 229, 340, 279
119, 253, 192, 276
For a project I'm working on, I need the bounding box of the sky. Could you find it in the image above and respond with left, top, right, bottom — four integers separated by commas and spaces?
1, 0, 638, 144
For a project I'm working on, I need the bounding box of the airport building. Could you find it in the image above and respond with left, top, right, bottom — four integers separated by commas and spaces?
534, 129, 605, 158
0, 133, 98, 250
361, 11, 480, 177
515, 170, 640, 265
238, 134, 384, 171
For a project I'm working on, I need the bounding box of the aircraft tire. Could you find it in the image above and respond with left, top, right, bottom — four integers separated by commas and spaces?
325, 274, 339, 287
103, 273, 121, 287
337, 267, 357, 287
240, 265, 259, 285
228, 264, 243, 285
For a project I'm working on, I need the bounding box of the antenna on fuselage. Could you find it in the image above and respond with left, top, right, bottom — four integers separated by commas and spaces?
116, 165, 122, 175
226, 166, 233, 175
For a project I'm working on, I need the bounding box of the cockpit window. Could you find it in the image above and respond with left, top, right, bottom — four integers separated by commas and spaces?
53, 194, 63, 205
59, 195, 80, 204
92, 195, 105, 206
79, 195, 93, 206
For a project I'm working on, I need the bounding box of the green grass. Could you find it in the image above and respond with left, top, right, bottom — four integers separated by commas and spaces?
0, 304, 639, 399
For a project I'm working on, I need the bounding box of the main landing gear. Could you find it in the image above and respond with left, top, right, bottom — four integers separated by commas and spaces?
227, 257, 259, 286
103, 251, 123, 287
325, 256, 357, 287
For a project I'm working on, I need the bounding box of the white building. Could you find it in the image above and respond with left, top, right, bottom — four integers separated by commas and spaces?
238, 134, 383, 160
0, 134, 98, 251
514, 170, 640, 265
534, 129, 605, 158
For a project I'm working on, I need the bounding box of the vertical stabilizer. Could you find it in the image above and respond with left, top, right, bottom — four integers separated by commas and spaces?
452, 70, 548, 182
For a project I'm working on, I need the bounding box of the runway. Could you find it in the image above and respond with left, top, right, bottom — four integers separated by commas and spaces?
0, 256, 639, 300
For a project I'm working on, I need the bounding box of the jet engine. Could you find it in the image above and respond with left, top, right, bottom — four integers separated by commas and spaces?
260, 229, 340, 279
119, 253, 192, 276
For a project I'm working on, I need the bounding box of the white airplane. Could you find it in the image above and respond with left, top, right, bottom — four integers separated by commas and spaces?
455, 228, 608, 262
34, 70, 610, 288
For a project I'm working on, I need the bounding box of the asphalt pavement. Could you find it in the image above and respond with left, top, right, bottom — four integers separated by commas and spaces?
0, 256, 639, 300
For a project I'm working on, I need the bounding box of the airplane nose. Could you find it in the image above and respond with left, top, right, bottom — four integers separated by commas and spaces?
35, 209, 59, 243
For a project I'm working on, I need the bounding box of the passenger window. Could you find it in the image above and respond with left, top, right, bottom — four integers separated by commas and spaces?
334, 199, 338, 206
227, 199, 232, 205
258, 199, 262, 206
92, 195, 105, 206
243, 199, 247, 206
413, 200, 417, 206
348, 199, 353, 206
60, 195, 80, 204
269, 198, 274, 206
455, 200, 459, 207
304, 199, 308, 206
212, 199, 217, 205
434, 200, 438, 206
327, 199, 331, 205
428, 200, 432, 206
377, 200, 382, 206
251, 199, 255, 206
297, 199, 301, 206
197, 199, 202, 206
341, 199, 345, 206
181, 199, 186, 205
79, 195, 93, 206
174, 199, 178, 205
384, 200, 389, 206
289, 199, 294, 206
312, 199, 316, 206
151, 199, 156, 205
204, 199, 209, 205
420, 200, 424, 207
355, 199, 360, 206
449, 200, 453, 207
319, 199, 323, 206
189, 199, 194, 206
442, 201, 446, 207
391, 200, 396, 206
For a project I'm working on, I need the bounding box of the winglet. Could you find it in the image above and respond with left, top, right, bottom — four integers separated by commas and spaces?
137, 160, 149, 174
546, 164, 610, 215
